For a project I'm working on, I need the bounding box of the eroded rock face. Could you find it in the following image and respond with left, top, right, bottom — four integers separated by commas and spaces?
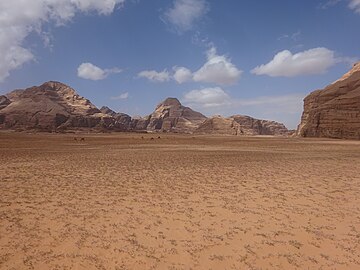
233, 115, 289, 136
146, 98, 207, 133
100, 106, 133, 130
0, 95, 11, 110
0, 81, 111, 131
196, 115, 289, 136
297, 63, 360, 139
195, 116, 239, 135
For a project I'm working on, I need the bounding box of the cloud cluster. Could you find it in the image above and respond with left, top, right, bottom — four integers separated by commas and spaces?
183, 87, 230, 107
193, 47, 243, 84
349, 0, 360, 13
163, 0, 209, 32
0, 0, 125, 82
173, 66, 193, 83
77, 62, 121, 80
318, 0, 360, 14
138, 70, 171, 82
139, 46, 242, 85
251, 48, 337, 77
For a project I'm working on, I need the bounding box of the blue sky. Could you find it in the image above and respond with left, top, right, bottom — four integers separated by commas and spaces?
0, 0, 359, 129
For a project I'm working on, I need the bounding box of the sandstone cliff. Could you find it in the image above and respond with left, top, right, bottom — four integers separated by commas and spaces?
146, 98, 207, 133
196, 115, 289, 136
297, 63, 360, 139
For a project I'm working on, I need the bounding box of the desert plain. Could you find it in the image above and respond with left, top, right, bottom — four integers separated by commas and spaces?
0, 132, 359, 270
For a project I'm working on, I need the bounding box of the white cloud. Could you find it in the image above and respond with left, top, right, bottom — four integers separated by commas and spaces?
0, 46, 34, 82
193, 46, 243, 85
173, 66, 193, 83
77, 62, 122, 80
251, 48, 337, 77
318, 0, 341, 9
111, 92, 129, 100
0, 0, 125, 82
183, 87, 230, 108
138, 70, 171, 82
141, 46, 242, 85
349, 0, 360, 13
318, 0, 360, 14
164, 0, 209, 32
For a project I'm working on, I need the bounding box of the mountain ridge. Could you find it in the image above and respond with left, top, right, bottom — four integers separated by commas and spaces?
0, 81, 290, 136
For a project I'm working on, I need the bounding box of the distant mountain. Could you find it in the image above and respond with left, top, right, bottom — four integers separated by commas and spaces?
0, 81, 112, 131
0, 81, 290, 136
195, 115, 290, 136
297, 62, 360, 139
146, 98, 207, 133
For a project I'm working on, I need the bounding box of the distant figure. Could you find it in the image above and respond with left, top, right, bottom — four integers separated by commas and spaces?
74, 137, 77, 141
81, 137, 85, 141
141, 136, 144, 139
150, 137, 154, 140
158, 136, 161, 139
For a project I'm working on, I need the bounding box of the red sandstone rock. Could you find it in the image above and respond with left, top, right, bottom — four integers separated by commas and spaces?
196, 115, 289, 136
297, 63, 360, 139
146, 98, 207, 133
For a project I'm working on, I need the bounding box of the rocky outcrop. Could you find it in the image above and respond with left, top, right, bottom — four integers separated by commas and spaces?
130, 116, 151, 131
0, 81, 113, 131
146, 98, 207, 133
100, 106, 133, 130
297, 63, 360, 139
196, 115, 289, 136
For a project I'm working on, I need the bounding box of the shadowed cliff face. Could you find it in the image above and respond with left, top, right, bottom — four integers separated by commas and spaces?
297, 63, 360, 139
0, 95, 11, 110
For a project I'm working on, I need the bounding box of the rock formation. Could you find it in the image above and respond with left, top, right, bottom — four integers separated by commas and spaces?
0, 81, 291, 136
0, 81, 112, 131
100, 106, 133, 131
146, 98, 207, 133
196, 115, 289, 136
297, 63, 360, 139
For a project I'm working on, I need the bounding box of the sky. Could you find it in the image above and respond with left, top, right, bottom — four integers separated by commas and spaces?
0, 0, 359, 129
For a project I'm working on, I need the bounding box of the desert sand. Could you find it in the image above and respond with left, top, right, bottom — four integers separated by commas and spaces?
0, 132, 359, 269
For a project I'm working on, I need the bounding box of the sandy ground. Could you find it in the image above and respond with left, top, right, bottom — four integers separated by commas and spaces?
0, 132, 359, 270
